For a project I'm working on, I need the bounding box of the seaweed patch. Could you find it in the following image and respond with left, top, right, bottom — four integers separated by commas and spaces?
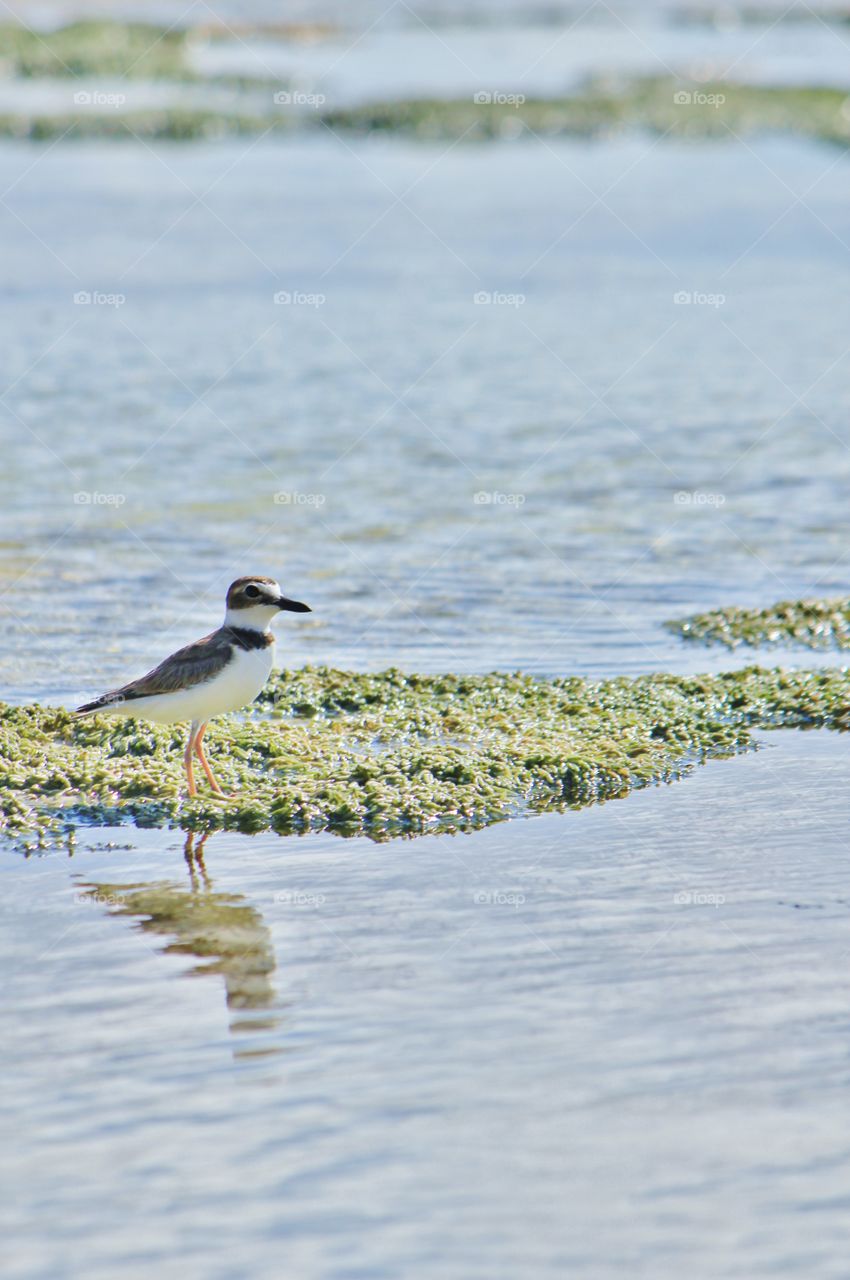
3, 663, 850, 851
668, 597, 850, 650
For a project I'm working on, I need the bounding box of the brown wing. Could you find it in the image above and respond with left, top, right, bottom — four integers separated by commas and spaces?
76, 629, 233, 712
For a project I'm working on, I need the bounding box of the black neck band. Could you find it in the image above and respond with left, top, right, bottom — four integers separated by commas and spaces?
225, 626, 271, 651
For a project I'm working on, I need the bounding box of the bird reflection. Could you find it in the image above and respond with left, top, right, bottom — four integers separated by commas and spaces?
77, 831, 283, 1058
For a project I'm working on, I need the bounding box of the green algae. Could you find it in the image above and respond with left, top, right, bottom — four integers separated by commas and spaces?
319, 79, 850, 146
0, 20, 190, 80
322, 76, 838, 148
3, 664, 850, 851
0, 17, 335, 82
0, 109, 273, 143
668, 597, 850, 650
0, 26, 848, 148
19, 81, 846, 147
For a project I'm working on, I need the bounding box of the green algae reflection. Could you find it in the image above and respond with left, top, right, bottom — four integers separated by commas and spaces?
3, 663, 850, 850
76, 832, 283, 1056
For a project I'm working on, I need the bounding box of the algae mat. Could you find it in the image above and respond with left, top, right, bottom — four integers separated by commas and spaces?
2, 664, 850, 851
7, 78, 850, 145
669, 596, 850, 651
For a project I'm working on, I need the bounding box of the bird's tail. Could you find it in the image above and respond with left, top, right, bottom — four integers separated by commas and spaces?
74, 694, 125, 716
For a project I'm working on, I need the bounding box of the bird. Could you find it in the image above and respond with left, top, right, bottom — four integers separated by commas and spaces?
75, 576, 311, 797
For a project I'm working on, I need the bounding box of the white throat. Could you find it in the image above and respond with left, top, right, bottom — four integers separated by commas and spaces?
224, 604, 278, 632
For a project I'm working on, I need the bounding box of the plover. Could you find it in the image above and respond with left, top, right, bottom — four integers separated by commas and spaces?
76, 576, 311, 796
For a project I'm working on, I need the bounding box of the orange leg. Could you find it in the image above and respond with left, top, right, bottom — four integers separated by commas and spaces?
194, 721, 224, 795
184, 721, 200, 797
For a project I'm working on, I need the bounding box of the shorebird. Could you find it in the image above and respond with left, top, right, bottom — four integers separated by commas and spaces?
75, 576, 311, 797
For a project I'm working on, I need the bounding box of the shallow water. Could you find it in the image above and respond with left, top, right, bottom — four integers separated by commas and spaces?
3, 728, 850, 1278
2, 132, 850, 699
188, 17, 850, 104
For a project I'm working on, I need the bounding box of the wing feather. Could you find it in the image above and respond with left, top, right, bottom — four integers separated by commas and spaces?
76, 629, 232, 713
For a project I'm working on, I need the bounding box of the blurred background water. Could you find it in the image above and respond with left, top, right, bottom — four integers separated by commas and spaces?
3, 127, 850, 695
3, 4, 850, 1278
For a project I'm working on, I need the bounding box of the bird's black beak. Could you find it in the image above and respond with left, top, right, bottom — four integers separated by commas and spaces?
276, 596, 311, 613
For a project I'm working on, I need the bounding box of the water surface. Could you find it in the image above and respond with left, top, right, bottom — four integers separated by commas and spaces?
3, 729, 850, 1278
2, 133, 850, 697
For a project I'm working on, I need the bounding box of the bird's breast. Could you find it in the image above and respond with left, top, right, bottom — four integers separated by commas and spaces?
215, 640, 275, 710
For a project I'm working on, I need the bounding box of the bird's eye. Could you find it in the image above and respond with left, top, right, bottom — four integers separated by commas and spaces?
244, 585, 260, 599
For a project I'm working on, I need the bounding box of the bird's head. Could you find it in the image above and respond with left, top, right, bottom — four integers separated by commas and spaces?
224, 576, 311, 630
